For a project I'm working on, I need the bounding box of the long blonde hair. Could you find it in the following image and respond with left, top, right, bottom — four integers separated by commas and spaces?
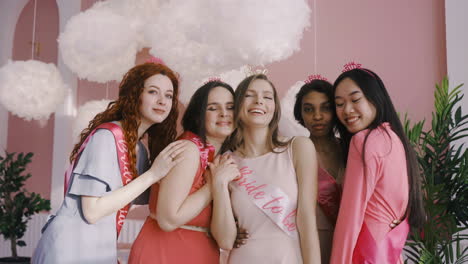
226, 74, 290, 153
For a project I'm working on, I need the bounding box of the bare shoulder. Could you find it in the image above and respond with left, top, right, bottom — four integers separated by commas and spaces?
291, 136, 317, 172
291, 137, 318, 186
176, 139, 200, 158
291, 136, 316, 154
161, 140, 200, 184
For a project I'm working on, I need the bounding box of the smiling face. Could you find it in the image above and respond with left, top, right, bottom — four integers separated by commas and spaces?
301, 91, 334, 138
139, 74, 174, 127
334, 78, 376, 133
205, 86, 234, 140
239, 79, 276, 128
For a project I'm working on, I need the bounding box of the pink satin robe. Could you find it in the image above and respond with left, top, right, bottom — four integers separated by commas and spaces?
330, 123, 409, 264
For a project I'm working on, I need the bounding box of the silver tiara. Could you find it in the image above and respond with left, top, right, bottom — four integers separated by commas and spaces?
244, 65, 269, 77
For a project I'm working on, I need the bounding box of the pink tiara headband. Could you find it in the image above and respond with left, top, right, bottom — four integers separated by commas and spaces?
304, 74, 328, 83
146, 56, 165, 65
342, 61, 375, 77
204, 77, 223, 84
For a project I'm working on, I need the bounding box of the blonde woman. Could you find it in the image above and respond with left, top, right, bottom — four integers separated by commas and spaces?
210, 74, 321, 263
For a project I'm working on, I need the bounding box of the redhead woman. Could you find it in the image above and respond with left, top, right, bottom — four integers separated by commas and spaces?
33, 62, 187, 264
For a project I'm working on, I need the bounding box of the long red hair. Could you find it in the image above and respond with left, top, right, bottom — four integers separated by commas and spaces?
70, 63, 179, 177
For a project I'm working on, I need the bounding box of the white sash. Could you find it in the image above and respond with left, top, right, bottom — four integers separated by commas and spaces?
231, 165, 298, 239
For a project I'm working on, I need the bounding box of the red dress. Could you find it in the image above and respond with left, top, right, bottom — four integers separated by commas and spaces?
128, 131, 219, 263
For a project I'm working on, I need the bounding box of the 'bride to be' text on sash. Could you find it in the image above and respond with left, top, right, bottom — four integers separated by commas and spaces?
232, 166, 298, 239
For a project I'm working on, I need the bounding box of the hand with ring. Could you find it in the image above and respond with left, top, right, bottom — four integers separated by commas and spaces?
148, 140, 189, 183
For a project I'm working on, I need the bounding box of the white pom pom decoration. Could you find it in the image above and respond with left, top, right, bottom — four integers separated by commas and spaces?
92, 0, 167, 48
211, 0, 311, 65
59, 8, 141, 82
278, 81, 310, 138
59, 0, 310, 103
93, 0, 165, 21
0, 60, 68, 121
145, 0, 310, 103
72, 99, 112, 142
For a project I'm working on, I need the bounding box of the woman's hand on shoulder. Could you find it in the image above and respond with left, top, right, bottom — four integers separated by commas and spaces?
209, 154, 240, 189
148, 140, 189, 183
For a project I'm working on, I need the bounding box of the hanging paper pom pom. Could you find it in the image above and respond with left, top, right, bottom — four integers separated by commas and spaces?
93, 0, 166, 46
0, 60, 68, 121
145, 0, 310, 103
93, 0, 165, 19
72, 99, 112, 142
211, 0, 311, 65
58, 8, 140, 82
145, 22, 218, 103
278, 81, 310, 137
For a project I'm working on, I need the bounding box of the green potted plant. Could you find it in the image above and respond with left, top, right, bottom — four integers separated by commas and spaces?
403, 78, 468, 263
0, 152, 50, 264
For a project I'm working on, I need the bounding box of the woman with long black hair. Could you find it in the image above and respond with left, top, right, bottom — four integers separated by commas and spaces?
331, 64, 425, 263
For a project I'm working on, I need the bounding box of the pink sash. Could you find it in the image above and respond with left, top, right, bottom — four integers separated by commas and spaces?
231, 166, 298, 238
317, 167, 341, 224
63, 122, 134, 237
352, 219, 409, 263
179, 131, 215, 171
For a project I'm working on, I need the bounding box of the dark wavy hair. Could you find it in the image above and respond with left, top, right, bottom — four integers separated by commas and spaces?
333, 68, 425, 228
226, 74, 289, 152
293, 79, 338, 137
70, 63, 179, 177
182, 80, 234, 145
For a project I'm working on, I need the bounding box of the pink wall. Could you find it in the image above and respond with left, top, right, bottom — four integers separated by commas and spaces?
7, 0, 59, 200
268, 0, 446, 123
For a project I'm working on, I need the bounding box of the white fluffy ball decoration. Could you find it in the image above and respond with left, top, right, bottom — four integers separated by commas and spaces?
278, 81, 310, 138
73, 99, 112, 142
144, 6, 220, 103
209, 0, 311, 65
93, 0, 165, 21
92, 0, 166, 48
58, 8, 140, 82
0, 60, 68, 121
145, 0, 310, 103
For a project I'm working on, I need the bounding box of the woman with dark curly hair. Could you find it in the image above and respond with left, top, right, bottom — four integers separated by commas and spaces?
32, 62, 188, 264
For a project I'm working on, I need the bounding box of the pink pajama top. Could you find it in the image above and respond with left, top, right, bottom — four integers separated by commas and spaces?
330, 123, 409, 264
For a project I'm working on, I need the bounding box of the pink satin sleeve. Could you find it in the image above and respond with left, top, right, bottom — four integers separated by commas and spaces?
330, 132, 380, 264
